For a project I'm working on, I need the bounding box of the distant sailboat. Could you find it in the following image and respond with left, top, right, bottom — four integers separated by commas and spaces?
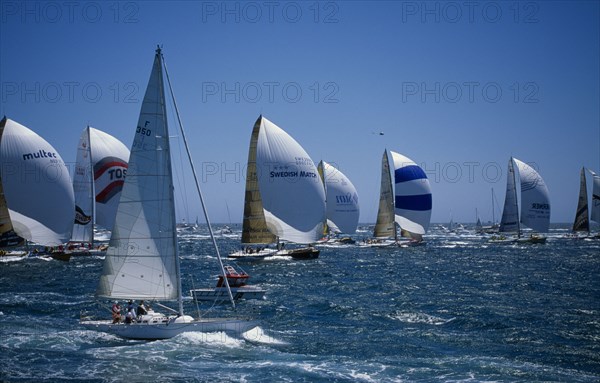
496, 157, 550, 243
68, 126, 130, 255
591, 170, 600, 233
80, 47, 257, 339
572, 167, 589, 235
365, 150, 432, 247
571, 168, 600, 239
0, 117, 75, 258
477, 188, 500, 234
317, 160, 359, 244
230, 116, 325, 259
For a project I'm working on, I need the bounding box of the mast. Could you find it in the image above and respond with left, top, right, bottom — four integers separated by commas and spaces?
154, 47, 185, 316
87, 126, 95, 248
511, 158, 521, 238
491, 188, 495, 225
161, 47, 236, 309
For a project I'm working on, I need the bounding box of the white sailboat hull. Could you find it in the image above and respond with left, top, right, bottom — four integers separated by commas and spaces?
81, 317, 259, 340
229, 248, 279, 259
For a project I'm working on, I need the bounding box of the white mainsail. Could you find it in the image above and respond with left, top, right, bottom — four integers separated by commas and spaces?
572, 167, 589, 232
391, 151, 432, 238
0, 117, 75, 246
255, 116, 325, 244
373, 150, 395, 238
72, 127, 130, 243
513, 158, 550, 233
71, 129, 93, 243
97, 51, 179, 300
499, 158, 520, 233
318, 161, 359, 235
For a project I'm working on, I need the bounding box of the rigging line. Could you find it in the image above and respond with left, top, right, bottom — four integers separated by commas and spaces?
162, 54, 236, 310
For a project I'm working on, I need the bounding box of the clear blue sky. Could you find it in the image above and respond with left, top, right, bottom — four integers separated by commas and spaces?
1, 1, 598, 224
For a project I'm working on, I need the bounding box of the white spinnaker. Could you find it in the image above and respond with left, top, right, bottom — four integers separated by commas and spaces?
514, 158, 550, 233
97, 52, 179, 300
320, 161, 359, 234
256, 117, 325, 244
390, 151, 432, 236
0, 118, 74, 246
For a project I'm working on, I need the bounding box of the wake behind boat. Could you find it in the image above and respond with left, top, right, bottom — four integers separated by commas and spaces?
80, 47, 258, 340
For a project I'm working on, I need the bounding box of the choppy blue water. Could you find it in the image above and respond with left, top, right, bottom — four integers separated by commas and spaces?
1, 224, 599, 382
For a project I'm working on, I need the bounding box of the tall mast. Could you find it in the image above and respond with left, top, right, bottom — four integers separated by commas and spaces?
87, 126, 95, 248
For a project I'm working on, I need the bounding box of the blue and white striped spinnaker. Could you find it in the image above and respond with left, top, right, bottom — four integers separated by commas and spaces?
390, 151, 432, 239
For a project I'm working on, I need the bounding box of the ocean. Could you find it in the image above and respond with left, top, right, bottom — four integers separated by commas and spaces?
1, 224, 599, 382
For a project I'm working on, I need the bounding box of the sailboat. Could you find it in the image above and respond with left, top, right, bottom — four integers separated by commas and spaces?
80, 47, 257, 340
0, 117, 75, 259
65, 127, 130, 256
571, 167, 590, 236
495, 157, 550, 243
571, 167, 600, 239
591, 169, 600, 237
364, 150, 432, 247
229, 116, 325, 260
317, 161, 359, 244
477, 188, 500, 234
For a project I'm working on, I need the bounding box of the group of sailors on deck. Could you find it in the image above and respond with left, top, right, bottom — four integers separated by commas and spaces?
111, 300, 149, 324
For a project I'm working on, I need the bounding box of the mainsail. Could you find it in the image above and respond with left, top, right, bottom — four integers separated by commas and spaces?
97, 51, 179, 300
241, 117, 277, 245
255, 116, 326, 244
0, 117, 74, 246
71, 127, 129, 243
572, 167, 589, 232
373, 150, 395, 238
317, 161, 359, 235
499, 158, 520, 233
590, 169, 600, 224
391, 151, 432, 239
